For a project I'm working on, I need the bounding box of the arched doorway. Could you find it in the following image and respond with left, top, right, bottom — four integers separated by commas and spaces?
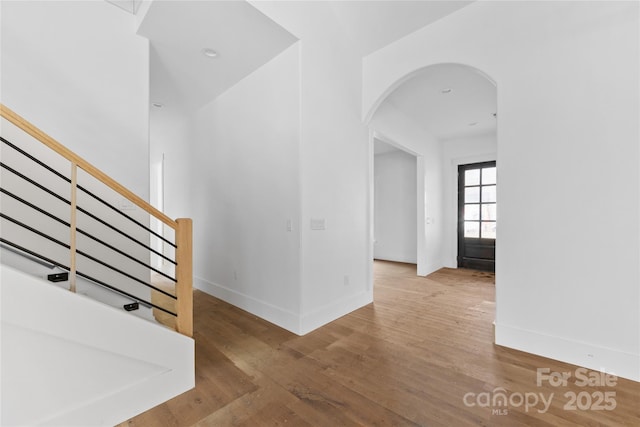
367, 63, 497, 278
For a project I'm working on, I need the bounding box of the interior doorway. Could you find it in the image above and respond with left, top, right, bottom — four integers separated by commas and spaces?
373, 138, 418, 265
457, 161, 496, 271
367, 63, 497, 284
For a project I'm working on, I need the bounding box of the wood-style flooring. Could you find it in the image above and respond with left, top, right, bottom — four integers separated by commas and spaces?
119, 261, 640, 426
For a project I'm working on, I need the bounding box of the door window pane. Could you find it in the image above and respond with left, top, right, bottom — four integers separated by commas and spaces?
465, 169, 480, 186
464, 204, 480, 220
458, 161, 496, 271
465, 187, 480, 203
482, 167, 496, 185
481, 204, 497, 221
481, 185, 496, 203
481, 222, 496, 239
464, 221, 480, 238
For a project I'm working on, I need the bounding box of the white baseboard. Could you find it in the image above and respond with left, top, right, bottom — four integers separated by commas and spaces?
299, 290, 373, 335
418, 258, 443, 277
195, 277, 373, 336
495, 322, 639, 382
194, 276, 301, 334
373, 254, 417, 264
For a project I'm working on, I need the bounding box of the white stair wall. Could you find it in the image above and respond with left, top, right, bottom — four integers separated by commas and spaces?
0, 246, 157, 323
0, 265, 194, 426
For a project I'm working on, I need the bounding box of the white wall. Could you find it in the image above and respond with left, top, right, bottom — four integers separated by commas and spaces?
149, 111, 192, 221
1, 265, 194, 427
374, 150, 417, 264
169, 18, 373, 334
210, 1, 373, 334
189, 44, 302, 332
441, 134, 497, 267
295, 7, 371, 333
0, 0, 150, 198
370, 101, 444, 275
364, 1, 640, 380
148, 109, 191, 271
174, 1, 375, 334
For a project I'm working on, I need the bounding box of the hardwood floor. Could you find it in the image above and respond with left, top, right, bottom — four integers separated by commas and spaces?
119, 261, 640, 426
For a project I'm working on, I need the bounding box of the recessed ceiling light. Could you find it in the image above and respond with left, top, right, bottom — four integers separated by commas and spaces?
468, 122, 478, 127
441, 88, 452, 94
152, 102, 163, 108
201, 48, 218, 58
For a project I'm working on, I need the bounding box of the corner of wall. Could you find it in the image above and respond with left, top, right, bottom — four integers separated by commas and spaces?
299, 290, 373, 335
194, 276, 302, 335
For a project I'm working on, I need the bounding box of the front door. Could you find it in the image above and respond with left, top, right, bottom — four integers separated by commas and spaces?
457, 161, 496, 272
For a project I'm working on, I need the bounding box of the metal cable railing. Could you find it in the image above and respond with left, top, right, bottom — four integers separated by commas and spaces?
1, 183, 177, 282
0, 164, 176, 316
0, 237, 176, 317
0, 104, 193, 336
0, 158, 179, 279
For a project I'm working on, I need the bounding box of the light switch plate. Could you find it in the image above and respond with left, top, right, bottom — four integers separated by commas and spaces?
310, 218, 326, 230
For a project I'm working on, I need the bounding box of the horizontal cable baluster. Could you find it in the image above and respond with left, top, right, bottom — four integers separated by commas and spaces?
75, 248, 176, 300
0, 162, 177, 265
1, 139, 177, 251
1, 212, 71, 250
1, 161, 70, 204
0, 187, 177, 283
77, 184, 177, 248
1, 212, 176, 300
0, 186, 71, 225
75, 271, 177, 317
76, 205, 177, 265
75, 230, 177, 283
1, 136, 71, 183
0, 239, 176, 317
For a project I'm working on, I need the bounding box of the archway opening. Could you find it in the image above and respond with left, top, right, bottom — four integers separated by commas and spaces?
368, 63, 497, 280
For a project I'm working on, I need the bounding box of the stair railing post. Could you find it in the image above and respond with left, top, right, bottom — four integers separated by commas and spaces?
69, 163, 78, 292
175, 218, 193, 337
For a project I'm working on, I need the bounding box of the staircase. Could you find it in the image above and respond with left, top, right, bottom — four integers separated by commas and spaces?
0, 104, 195, 426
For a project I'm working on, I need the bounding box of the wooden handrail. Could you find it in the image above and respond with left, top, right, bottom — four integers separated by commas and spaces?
0, 104, 177, 230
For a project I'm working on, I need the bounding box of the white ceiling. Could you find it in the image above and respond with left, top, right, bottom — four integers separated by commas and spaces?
137, 1, 475, 115
137, 1, 298, 113
135, 1, 493, 145
327, 1, 474, 55
135, 2, 492, 158
106, 0, 143, 15
382, 63, 497, 141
